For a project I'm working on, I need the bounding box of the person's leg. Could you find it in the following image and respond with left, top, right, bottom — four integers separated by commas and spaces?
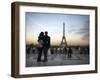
43, 47, 48, 62
69, 53, 71, 58
37, 48, 42, 62
68, 53, 71, 58
69, 53, 72, 58
67, 52, 69, 58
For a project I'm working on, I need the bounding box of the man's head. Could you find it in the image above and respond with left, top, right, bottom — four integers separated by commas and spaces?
45, 31, 48, 35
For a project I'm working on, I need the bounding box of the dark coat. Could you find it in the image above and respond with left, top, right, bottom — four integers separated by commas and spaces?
43, 35, 50, 48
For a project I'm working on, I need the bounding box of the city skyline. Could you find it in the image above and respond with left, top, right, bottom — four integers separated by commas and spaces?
25, 12, 89, 46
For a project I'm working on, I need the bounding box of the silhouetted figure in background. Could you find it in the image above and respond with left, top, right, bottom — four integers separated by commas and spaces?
43, 31, 50, 62
68, 47, 72, 58
26, 47, 30, 54
63, 47, 67, 54
50, 48, 54, 54
37, 32, 44, 62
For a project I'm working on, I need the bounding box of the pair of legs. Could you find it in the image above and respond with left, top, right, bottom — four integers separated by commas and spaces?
43, 47, 48, 62
68, 53, 72, 58
37, 47, 48, 62
37, 48, 43, 62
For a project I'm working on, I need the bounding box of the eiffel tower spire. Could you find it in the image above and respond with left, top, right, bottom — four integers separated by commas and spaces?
60, 22, 67, 47
63, 22, 65, 37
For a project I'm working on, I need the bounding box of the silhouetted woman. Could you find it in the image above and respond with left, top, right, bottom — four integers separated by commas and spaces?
37, 32, 44, 62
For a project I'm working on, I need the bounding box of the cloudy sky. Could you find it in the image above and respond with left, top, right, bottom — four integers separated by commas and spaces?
25, 12, 89, 46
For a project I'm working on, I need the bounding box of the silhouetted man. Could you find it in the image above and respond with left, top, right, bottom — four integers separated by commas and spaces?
68, 47, 72, 58
43, 31, 50, 62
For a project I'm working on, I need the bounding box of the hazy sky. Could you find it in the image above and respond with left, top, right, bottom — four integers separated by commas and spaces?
25, 12, 89, 46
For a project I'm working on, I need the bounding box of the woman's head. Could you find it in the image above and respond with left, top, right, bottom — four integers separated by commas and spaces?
39, 32, 44, 36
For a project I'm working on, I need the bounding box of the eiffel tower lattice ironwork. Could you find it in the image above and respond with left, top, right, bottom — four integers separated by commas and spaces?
60, 22, 67, 47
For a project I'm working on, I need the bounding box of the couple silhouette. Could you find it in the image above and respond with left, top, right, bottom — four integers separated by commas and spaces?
37, 31, 50, 62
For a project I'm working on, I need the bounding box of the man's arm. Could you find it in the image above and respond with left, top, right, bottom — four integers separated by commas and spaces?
48, 36, 50, 48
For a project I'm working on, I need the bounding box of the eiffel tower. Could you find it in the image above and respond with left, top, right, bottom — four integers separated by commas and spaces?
60, 22, 67, 48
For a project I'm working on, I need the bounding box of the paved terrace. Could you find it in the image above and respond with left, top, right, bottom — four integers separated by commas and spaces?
26, 48, 89, 67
